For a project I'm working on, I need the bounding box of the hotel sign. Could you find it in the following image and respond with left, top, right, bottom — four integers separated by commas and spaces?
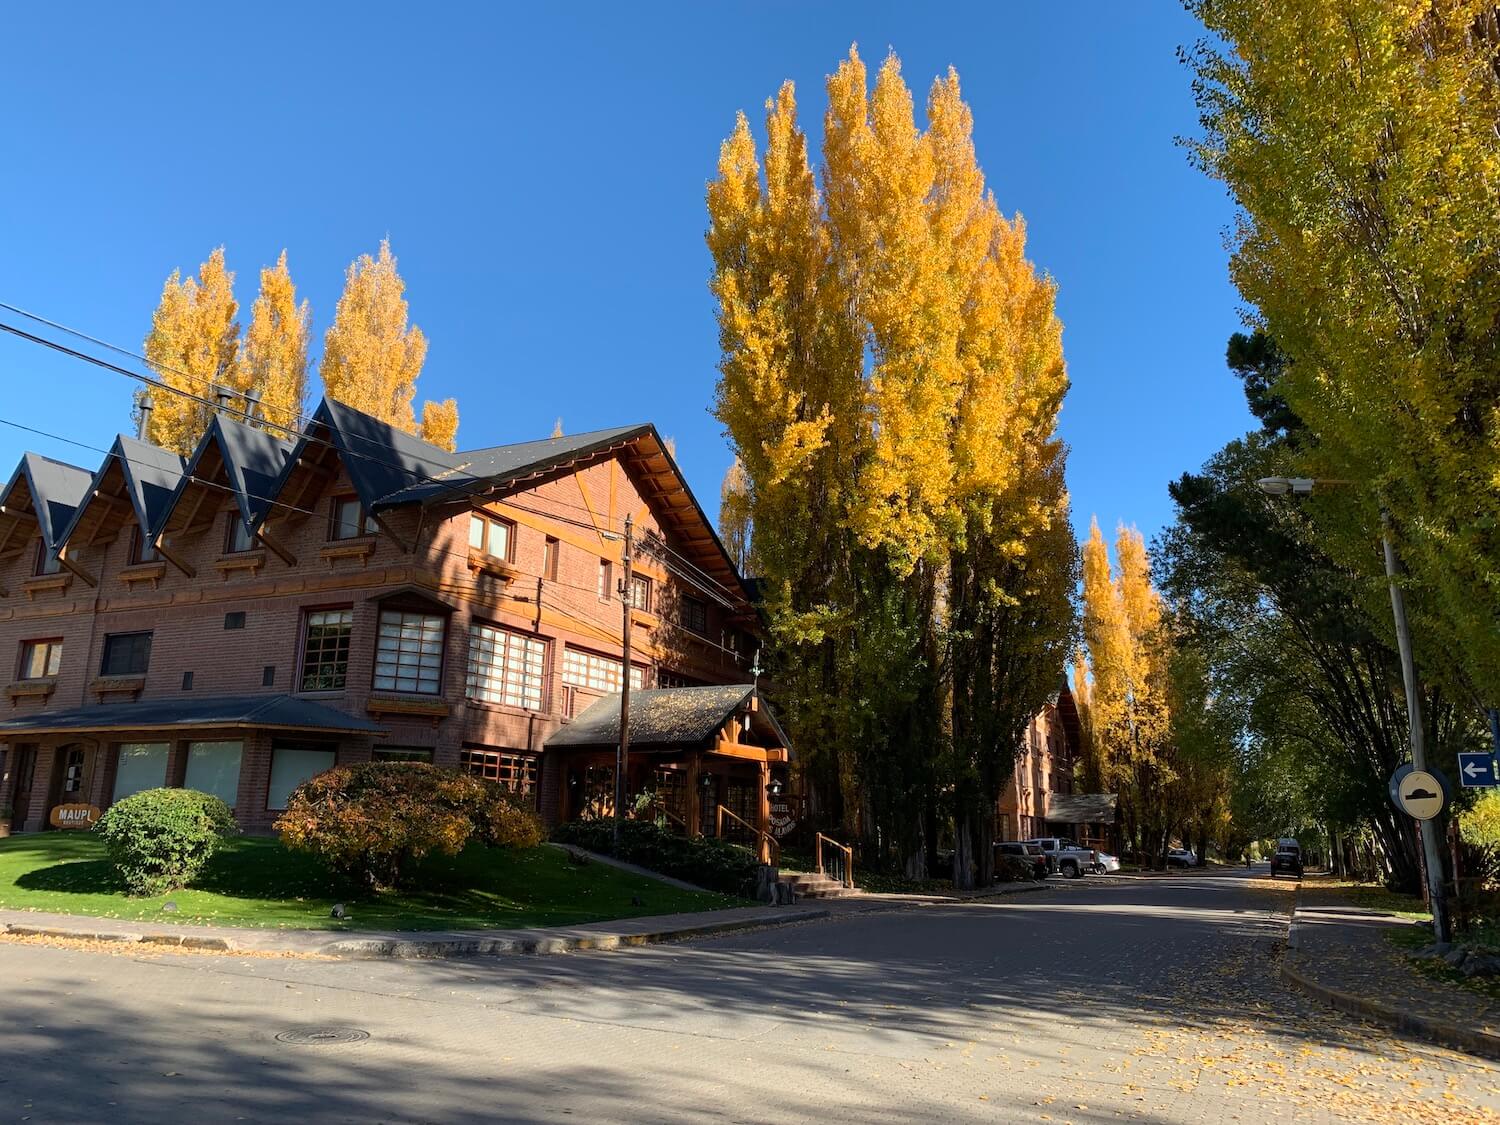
49, 803, 101, 830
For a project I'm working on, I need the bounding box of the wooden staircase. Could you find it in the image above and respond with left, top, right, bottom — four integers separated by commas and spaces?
779, 870, 858, 900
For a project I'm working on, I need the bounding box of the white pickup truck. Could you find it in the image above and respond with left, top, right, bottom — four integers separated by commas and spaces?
1026, 837, 1100, 878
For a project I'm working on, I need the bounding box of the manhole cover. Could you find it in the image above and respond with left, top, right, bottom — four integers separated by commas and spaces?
275, 1026, 370, 1046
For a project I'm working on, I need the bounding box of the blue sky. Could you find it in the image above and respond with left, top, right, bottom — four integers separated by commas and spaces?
0, 3, 1250, 550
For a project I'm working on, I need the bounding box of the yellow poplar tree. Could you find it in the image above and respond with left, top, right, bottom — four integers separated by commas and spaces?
140, 247, 240, 454
420, 398, 460, 452
718, 459, 752, 573
237, 251, 309, 435
322, 240, 456, 443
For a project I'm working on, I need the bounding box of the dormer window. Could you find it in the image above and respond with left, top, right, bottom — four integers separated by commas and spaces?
129, 527, 160, 565
33, 540, 61, 576
469, 513, 512, 561
330, 496, 378, 540
225, 512, 255, 554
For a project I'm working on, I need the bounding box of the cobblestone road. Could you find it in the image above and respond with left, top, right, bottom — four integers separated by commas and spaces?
2, 869, 1496, 1123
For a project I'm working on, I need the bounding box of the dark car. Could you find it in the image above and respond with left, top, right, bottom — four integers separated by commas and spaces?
1269, 848, 1303, 880
995, 841, 1048, 880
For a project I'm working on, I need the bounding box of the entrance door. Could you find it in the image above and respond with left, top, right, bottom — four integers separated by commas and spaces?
46, 744, 97, 824
11, 745, 38, 829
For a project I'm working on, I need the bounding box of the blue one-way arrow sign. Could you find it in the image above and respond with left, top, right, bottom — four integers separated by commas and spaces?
1459, 751, 1500, 789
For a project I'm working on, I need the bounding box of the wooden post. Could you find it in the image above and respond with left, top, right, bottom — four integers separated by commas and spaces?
715, 802, 724, 839
757, 761, 772, 864
685, 752, 702, 839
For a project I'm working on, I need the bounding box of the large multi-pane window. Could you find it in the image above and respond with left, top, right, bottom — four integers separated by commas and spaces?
330, 496, 377, 540
465, 622, 546, 710
300, 608, 353, 691
373, 610, 445, 694
100, 631, 151, 676
266, 743, 336, 810
469, 513, 512, 560
561, 647, 644, 693
18, 638, 62, 679
628, 574, 651, 612
459, 746, 538, 804
112, 742, 169, 801
185, 740, 242, 807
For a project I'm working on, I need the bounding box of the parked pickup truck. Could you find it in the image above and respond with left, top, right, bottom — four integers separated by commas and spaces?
1025, 837, 1099, 879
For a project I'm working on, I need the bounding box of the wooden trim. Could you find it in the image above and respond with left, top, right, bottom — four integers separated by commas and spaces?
711, 739, 769, 762
319, 541, 375, 568
21, 574, 71, 600
55, 547, 97, 588
90, 675, 146, 698
255, 526, 298, 567
370, 511, 411, 554
5, 678, 56, 702
154, 536, 196, 579
366, 695, 451, 719
468, 549, 519, 582
212, 550, 267, 579
119, 561, 166, 589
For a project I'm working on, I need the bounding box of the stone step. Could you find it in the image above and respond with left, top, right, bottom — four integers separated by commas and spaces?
779, 871, 857, 899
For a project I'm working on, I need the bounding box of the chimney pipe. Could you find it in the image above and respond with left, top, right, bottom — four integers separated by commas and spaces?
137, 399, 154, 440
215, 387, 233, 414
244, 388, 262, 421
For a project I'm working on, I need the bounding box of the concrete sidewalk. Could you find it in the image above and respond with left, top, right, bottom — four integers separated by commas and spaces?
0, 877, 1054, 959
1282, 880, 1500, 1061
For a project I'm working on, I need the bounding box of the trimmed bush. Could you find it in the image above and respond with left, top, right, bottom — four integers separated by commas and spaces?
551, 819, 761, 898
93, 788, 237, 896
276, 762, 544, 890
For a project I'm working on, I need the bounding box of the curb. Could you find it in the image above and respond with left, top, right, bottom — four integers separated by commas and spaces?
1278, 886, 1500, 1063
317, 907, 833, 959
5, 923, 232, 951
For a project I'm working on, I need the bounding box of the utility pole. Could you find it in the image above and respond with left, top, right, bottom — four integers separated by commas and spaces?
613, 513, 634, 851
1381, 514, 1451, 944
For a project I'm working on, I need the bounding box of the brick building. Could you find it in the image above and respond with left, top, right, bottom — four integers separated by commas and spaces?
0, 398, 786, 846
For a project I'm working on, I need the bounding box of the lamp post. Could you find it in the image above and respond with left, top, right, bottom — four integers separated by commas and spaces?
1256, 476, 1451, 943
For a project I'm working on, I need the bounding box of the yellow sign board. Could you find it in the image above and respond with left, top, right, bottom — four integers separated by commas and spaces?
49, 803, 100, 830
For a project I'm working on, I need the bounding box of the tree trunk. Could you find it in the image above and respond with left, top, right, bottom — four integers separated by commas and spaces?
952, 812, 975, 891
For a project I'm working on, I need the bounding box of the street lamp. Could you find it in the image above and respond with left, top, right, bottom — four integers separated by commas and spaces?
1256, 476, 1451, 943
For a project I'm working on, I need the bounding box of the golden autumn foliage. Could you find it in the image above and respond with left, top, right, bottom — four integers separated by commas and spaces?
718, 458, 752, 573
709, 48, 1076, 879
1188, 0, 1500, 699
420, 397, 460, 453
236, 251, 310, 435
139, 247, 240, 454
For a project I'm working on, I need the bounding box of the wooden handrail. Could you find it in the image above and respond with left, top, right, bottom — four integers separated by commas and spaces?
639, 799, 687, 832
815, 832, 854, 889
716, 803, 780, 866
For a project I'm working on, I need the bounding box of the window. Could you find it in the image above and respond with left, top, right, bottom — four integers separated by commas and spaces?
266, 743, 336, 810
225, 512, 255, 553
597, 559, 612, 600
561, 647, 644, 693
628, 574, 651, 612
469, 513, 512, 560
459, 747, 538, 802
34, 540, 61, 576
224, 612, 246, 630
466, 622, 547, 710
372, 747, 433, 763
100, 631, 152, 676
330, 495, 378, 540
543, 536, 560, 582
184, 740, 242, 807
262, 665, 276, 687
18, 639, 62, 679
129, 527, 160, 565
680, 595, 708, 636
112, 742, 169, 802
373, 610, 445, 694
300, 608, 353, 691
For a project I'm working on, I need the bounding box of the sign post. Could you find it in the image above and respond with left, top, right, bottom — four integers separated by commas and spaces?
1458, 752, 1500, 790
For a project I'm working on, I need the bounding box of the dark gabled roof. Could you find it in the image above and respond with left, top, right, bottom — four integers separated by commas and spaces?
307, 398, 464, 513
0, 693, 386, 736
160, 414, 295, 535
0, 452, 94, 550
55, 435, 187, 549
374, 423, 649, 508
1044, 793, 1118, 825
545, 684, 791, 753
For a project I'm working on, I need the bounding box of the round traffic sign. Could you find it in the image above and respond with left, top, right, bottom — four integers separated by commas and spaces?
1393, 767, 1446, 821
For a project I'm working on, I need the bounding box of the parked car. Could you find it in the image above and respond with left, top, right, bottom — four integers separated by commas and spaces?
995, 841, 1048, 880
1165, 847, 1198, 868
1269, 846, 1303, 880
1026, 837, 1098, 878
1091, 849, 1121, 874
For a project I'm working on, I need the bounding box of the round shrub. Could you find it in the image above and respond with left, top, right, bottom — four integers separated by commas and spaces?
93, 788, 237, 897
275, 762, 544, 890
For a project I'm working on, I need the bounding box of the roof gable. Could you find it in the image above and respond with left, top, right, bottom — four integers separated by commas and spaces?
158, 415, 295, 539
310, 398, 463, 513
0, 452, 93, 554
54, 435, 186, 551
545, 684, 791, 752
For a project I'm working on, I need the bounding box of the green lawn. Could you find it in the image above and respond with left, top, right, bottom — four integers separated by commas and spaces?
0, 833, 742, 931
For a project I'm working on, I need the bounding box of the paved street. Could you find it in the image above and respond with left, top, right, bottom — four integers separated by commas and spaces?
2, 870, 1496, 1124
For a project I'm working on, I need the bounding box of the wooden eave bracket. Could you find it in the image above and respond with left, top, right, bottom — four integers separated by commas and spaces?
371, 511, 411, 555
154, 536, 196, 579
56, 547, 98, 588
254, 527, 298, 567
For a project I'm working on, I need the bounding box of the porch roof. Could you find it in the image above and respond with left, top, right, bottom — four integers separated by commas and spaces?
545, 684, 791, 756
0, 694, 386, 737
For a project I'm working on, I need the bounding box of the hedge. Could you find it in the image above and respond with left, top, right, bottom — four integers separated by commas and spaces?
93, 788, 237, 896
551, 819, 761, 898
